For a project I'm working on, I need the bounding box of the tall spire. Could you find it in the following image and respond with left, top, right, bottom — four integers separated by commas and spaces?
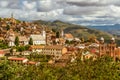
11, 12, 13, 18
61, 29, 64, 38
42, 25, 46, 39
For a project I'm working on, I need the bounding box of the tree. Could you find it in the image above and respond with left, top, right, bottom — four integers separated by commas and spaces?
6, 25, 10, 31
56, 31, 60, 38
29, 38, 33, 45
14, 36, 19, 46
52, 28, 56, 32
80, 37, 84, 43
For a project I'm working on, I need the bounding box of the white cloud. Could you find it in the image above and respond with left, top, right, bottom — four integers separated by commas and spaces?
22, 1, 36, 11
0, 0, 120, 26
0, 1, 9, 7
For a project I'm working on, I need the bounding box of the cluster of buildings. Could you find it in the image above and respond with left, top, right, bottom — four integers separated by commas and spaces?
0, 15, 120, 66
8, 57, 40, 66
0, 15, 78, 66
0, 14, 77, 47
81, 37, 120, 61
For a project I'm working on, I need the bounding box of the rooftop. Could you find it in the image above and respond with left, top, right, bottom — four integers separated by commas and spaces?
8, 57, 27, 61
30, 34, 45, 41
65, 33, 74, 39
0, 50, 5, 54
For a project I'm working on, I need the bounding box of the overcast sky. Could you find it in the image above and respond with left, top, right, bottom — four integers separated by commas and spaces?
0, 0, 120, 26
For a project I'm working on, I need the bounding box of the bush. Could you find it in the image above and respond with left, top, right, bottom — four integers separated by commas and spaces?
16, 45, 30, 52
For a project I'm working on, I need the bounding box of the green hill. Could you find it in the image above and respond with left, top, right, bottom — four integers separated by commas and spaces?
33, 20, 113, 40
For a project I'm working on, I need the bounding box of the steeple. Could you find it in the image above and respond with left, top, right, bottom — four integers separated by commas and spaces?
111, 37, 115, 44
42, 25, 47, 45
100, 37, 104, 44
61, 29, 64, 38
11, 13, 13, 18
42, 25, 46, 39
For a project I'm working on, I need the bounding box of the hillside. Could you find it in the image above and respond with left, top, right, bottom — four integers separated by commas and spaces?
89, 24, 120, 37
33, 20, 113, 40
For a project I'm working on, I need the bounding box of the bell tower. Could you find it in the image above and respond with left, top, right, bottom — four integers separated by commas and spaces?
42, 25, 47, 45
11, 13, 13, 18
61, 29, 64, 38
99, 37, 106, 57
108, 37, 116, 60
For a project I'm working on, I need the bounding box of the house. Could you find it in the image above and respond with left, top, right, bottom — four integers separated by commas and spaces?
89, 43, 99, 48
76, 44, 85, 49
8, 57, 40, 66
0, 37, 4, 41
0, 50, 5, 57
8, 36, 15, 46
30, 34, 46, 45
30, 45, 68, 56
19, 36, 29, 45
57, 38, 66, 45
43, 45, 68, 56
8, 36, 29, 46
115, 48, 120, 59
81, 51, 97, 61
24, 61, 40, 66
21, 51, 31, 56
8, 57, 28, 64
30, 45, 45, 53
6, 30, 15, 46
64, 33, 74, 41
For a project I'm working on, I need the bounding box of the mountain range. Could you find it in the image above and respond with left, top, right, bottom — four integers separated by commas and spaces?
33, 20, 114, 41
89, 24, 120, 36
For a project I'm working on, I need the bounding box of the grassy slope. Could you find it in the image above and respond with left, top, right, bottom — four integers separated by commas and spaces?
33, 20, 113, 40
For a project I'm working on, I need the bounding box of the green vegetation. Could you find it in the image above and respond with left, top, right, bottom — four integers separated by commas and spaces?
29, 38, 33, 45
34, 20, 113, 41
6, 25, 10, 31
15, 45, 30, 52
0, 56, 120, 80
28, 54, 51, 62
10, 45, 30, 53
14, 36, 19, 46
33, 20, 118, 45
0, 40, 8, 49
56, 31, 60, 38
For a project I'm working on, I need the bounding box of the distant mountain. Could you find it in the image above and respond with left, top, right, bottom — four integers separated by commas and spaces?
33, 20, 113, 40
89, 24, 120, 36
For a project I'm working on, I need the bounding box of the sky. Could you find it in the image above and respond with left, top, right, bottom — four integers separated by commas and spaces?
0, 0, 120, 26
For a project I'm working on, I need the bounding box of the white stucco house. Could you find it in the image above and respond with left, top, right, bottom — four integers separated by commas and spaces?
30, 34, 46, 45
8, 36, 29, 47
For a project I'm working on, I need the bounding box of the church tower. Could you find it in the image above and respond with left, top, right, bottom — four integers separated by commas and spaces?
61, 29, 64, 38
99, 37, 106, 57
11, 13, 13, 18
42, 26, 46, 39
10, 13, 16, 24
42, 25, 47, 45
108, 37, 116, 60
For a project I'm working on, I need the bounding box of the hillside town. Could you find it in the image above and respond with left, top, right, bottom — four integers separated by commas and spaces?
0, 14, 120, 67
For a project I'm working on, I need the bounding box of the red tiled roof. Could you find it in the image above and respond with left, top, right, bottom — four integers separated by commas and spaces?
8, 57, 27, 61
19, 36, 28, 41
90, 49, 96, 53
0, 50, 5, 54
65, 34, 74, 38
25, 61, 37, 65
30, 45, 45, 49
30, 45, 65, 50
45, 45, 64, 49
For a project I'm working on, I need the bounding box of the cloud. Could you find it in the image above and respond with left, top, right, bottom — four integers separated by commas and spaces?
66, 0, 120, 6
0, 1, 9, 8
22, 1, 37, 11
63, 6, 103, 15
36, 0, 67, 12
0, 0, 120, 26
